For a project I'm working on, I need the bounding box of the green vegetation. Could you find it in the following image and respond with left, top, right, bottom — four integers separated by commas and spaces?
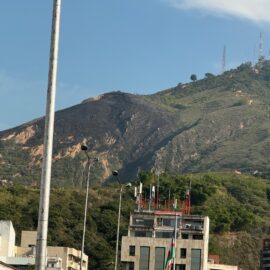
1, 172, 270, 270
0, 183, 134, 270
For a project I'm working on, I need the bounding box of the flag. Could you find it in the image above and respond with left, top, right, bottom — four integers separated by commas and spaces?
165, 235, 175, 270
173, 199, 177, 210
139, 182, 143, 194
151, 186, 155, 199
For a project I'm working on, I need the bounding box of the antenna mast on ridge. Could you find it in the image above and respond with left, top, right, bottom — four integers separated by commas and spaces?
259, 32, 264, 64
222, 45, 226, 73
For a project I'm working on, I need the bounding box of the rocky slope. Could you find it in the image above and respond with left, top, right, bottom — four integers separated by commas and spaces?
1, 61, 270, 185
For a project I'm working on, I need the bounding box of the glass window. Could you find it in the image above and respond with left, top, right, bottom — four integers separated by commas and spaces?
191, 249, 201, 270
182, 234, 189, 239
157, 218, 180, 227
157, 218, 163, 226
133, 218, 144, 225
144, 219, 154, 227
180, 248, 186, 258
176, 264, 186, 270
163, 218, 175, 227
133, 217, 154, 227
193, 234, 203, 240
128, 262, 134, 270
140, 246, 150, 270
155, 247, 165, 270
156, 231, 174, 239
135, 230, 152, 237
129, 246, 135, 256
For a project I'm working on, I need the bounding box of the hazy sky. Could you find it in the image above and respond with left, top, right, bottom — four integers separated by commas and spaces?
0, 0, 270, 131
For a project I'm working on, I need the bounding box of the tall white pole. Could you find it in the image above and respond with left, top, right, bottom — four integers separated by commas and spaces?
173, 213, 178, 270
35, 1, 61, 270
115, 185, 123, 270
80, 161, 92, 270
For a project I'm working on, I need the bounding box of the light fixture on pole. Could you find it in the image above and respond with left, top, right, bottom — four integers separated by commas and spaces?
112, 170, 132, 270
80, 144, 98, 270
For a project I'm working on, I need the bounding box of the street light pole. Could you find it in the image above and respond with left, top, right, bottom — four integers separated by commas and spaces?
112, 170, 122, 270
80, 145, 98, 270
35, 1, 61, 270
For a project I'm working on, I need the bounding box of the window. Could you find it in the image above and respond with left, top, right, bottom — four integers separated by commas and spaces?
155, 247, 165, 270
156, 231, 174, 239
134, 230, 152, 237
157, 218, 163, 226
129, 246, 135, 256
191, 249, 201, 270
157, 218, 180, 227
193, 234, 203, 240
182, 234, 189, 239
176, 264, 186, 270
140, 246, 150, 270
180, 248, 186, 258
133, 217, 154, 227
128, 262, 134, 270
180, 265, 186, 270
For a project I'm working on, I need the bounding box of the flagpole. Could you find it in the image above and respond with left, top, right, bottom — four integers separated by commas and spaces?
173, 205, 177, 270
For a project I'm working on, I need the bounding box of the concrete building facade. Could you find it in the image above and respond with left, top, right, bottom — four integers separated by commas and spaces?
207, 263, 238, 270
121, 210, 209, 270
0, 221, 88, 270
0, 221, 16, 258
261, 238, 270, 270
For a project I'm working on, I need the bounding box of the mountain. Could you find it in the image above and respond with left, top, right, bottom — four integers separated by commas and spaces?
1, 61, 270, 185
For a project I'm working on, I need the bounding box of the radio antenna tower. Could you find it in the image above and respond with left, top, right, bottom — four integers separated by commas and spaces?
259, 32, 264, 64
222, 45, 226, 73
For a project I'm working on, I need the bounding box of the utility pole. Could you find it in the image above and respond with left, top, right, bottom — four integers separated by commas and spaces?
35, 1, 61, 270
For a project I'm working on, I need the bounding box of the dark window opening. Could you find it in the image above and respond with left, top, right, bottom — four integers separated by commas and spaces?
180, 248, 187, 258
193, 234, 203, 240
129, 246, 135, 256
182, 234, 189, 239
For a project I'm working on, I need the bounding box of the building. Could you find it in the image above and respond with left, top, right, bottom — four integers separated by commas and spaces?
120, 209, 239, 270
261, 238, 270, 270
207, 262, 238, 270
0, 221, 88, 270
0, 221, 35, 269
121, 210, 209, 270
0, 221, 16, 258
0, 261, 17, 270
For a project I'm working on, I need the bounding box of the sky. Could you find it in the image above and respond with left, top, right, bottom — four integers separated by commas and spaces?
0, 0, 270, 131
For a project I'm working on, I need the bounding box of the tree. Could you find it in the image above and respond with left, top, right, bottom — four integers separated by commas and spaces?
190, 74, 197, 81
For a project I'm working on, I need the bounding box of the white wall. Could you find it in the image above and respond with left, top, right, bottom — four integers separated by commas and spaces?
0, 221, 15, 257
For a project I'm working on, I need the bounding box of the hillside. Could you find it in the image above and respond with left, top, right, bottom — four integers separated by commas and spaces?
1, 61, 270, 185
0, 172, 269, 270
